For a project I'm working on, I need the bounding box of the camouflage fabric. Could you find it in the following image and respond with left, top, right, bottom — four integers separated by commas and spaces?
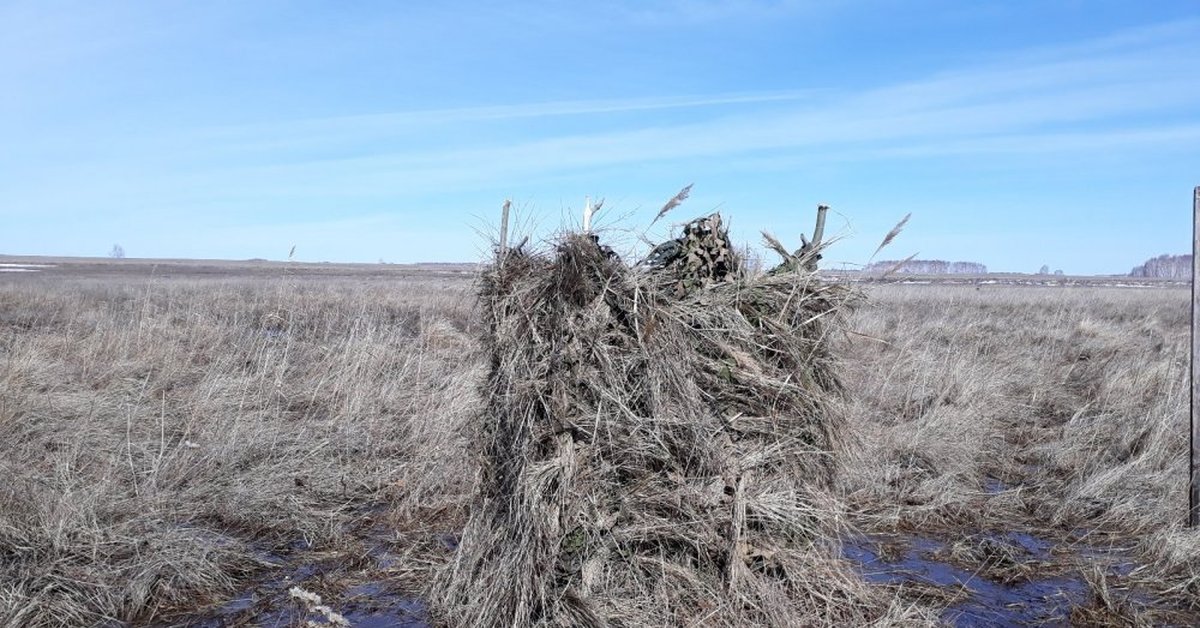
644, 214, 738, 296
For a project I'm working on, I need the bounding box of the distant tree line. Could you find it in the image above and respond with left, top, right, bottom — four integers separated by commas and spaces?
864, 260, 988, 275
1130, 254, 1191, 279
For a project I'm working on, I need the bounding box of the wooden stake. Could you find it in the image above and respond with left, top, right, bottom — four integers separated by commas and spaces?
583, 196, 594, 233
1191, 186, 1199, 527
499, 199, 511, 258
812, 204, 829, 250
802, 204, 830, 271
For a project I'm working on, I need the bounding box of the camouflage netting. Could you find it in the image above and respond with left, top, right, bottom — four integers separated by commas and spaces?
640, 214, 737, 297
435, 213, 869, 626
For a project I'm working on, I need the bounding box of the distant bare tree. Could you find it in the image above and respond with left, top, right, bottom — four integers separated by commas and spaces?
1038, 264, 1050, 275
866, 259, 987, 275
109, 244, 125, 259
1130, 254, 1190, 279
737, 244, 764, 277
948, 261, 987, 274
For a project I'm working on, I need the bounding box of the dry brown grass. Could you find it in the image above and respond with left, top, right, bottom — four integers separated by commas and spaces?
0, 275, 481, 626
844, 284, 1186, 521
842, 284, 1197, 620
1, 268, 1196, 626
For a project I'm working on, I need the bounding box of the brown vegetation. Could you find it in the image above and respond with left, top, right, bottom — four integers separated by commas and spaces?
842, 284, 1196, 624
437, 229, 887, 626
0, 276, 479, 626
0, 263, 1195, 626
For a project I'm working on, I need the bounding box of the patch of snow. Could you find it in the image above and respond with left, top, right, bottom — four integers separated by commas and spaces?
0, 263, 54, 273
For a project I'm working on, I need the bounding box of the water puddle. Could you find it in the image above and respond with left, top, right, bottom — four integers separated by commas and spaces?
842, 529, 1144, 626
158, 508, 438, 627
339, 583, 429, 628
983, 476, 1009, 495
161, 556, 431, 627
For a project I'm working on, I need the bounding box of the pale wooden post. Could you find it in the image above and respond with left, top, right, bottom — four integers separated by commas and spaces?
499, 200, 511, 258
1191, 186, 1199, 527
583, 196, 594, 233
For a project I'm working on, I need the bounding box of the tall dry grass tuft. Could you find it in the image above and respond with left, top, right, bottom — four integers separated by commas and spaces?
651, 183, 694, 226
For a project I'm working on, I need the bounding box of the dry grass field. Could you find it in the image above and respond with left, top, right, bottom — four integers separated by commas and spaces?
841, 284, 1195, 625
0, 260, 1195, 626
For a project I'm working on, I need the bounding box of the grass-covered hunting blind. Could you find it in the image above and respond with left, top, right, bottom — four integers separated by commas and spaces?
436, 200, 866, 626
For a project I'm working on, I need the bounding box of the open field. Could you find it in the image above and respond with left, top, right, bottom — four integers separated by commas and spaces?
0, 259, 1196, 626
2, 254, 1186, 288
0, 255, 478, 280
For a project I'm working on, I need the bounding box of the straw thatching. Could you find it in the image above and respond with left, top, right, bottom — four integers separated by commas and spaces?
436, 212, 866, 626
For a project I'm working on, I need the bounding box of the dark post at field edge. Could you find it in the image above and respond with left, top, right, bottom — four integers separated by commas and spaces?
1191, 186, 1200, 527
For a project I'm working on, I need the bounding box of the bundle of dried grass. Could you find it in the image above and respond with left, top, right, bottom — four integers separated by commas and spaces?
436, 215, 880, 626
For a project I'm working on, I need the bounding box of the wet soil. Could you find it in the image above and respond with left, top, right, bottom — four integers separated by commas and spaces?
841, 478, 1189, 626
157, 507, 444, 627
168, 519, 1182, 627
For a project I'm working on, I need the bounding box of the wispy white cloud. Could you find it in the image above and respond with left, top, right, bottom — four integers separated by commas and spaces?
616, 0, 846, 24
170, 19, 1199, 197
196, 89, 829, 152
228, 90, 824, 129
5, 17, 1199, 232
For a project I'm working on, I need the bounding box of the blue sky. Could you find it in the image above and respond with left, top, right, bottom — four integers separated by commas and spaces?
2, 1, 1198, 273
